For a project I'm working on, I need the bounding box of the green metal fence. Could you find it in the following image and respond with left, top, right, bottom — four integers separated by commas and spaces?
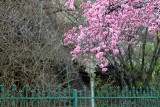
0, 84, 160, 107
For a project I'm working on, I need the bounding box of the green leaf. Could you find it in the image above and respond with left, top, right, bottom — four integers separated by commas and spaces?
158, 31, 160, 37
76, 0, 84, 6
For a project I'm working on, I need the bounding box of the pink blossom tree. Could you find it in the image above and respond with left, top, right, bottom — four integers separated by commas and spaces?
64, 0, 160, 87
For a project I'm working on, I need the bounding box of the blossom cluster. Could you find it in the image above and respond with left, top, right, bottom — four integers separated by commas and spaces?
65, 0, 75, 10
64, 0, 160, 71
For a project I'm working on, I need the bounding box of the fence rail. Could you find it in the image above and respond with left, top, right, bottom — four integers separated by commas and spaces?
0, 84, 160, 107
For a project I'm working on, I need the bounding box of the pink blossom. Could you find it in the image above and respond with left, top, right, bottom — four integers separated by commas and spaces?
99, 64, 105, 68
156, 19, 160, 25
80, 1, 91, 9
102, 68, 108, 72
90, 47, 101, 53
148, 23, 158, 32
111, 40, 117, 47
65, 0, 75, 10
64, 0, 160, 72
113, 49, 119, 55
71, 46, 81, 54
95, 52, 104, 60
103, 60, 108, 66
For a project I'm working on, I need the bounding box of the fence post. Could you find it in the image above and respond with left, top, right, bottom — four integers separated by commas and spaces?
0, 85, 4, 107
13, 84, 16, 107
85, 60, 96, 107
90, 77, 95, 107
73, 89, 77, 107
25, 84, 29, 107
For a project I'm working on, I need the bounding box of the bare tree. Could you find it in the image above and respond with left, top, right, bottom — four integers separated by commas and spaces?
0, 0, 85, 90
